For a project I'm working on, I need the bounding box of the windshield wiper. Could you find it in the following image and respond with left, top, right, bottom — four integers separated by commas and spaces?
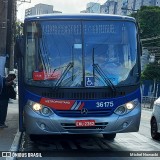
92, 48, 116, 92
93, 64, 116, 92
54, 62, 74, 90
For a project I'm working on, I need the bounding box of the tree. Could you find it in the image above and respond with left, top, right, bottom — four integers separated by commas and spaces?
132, 6, 160, 37
142, 62, 160, 102
141, 62, 160, 81
15, 21, 23, 38
131, 6, 160, 80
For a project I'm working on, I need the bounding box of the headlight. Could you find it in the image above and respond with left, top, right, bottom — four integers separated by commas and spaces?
27, 100, 53, 116
114, 105, 126, 115
114, 99, 139, 115
41, 107, 53, 116
126, 102, 134, 110
33, 103, 42, 111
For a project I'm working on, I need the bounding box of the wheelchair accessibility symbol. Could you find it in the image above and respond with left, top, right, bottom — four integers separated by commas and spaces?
85, 76, 94, 87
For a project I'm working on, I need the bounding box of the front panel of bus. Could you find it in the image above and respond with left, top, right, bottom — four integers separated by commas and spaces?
19, 16, 141, 134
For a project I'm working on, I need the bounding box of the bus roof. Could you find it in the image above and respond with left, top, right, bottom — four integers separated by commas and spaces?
24, 13, 136, 23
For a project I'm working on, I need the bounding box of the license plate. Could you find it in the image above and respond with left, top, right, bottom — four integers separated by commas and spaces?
75, 120, 95, 127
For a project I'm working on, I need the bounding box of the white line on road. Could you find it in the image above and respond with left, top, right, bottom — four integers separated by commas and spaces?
6, 130, 22, 160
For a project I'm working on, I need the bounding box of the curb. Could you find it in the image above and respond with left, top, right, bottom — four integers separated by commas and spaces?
5, 130, 22, 160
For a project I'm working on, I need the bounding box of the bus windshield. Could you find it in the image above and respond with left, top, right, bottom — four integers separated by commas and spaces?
25, 20, 138, 88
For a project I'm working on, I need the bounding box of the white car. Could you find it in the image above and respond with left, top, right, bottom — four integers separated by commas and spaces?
150, 97, 160, 140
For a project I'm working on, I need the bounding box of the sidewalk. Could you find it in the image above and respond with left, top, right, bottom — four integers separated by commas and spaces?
0, 99, 19, 152
142, 103, 153, 111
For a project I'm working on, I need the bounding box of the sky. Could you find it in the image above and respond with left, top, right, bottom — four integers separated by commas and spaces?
17, 0, 107, 21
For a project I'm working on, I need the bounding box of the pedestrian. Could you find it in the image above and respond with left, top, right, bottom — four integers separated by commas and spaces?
0, 73, 16, 128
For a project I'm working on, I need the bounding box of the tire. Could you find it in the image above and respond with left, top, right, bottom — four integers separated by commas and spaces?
29, 134, 39, 142
103, 133, 116, 140
151, 118, 160, 140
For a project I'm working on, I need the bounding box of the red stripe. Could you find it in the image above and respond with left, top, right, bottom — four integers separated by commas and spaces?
78, 102, 85, 110
40, 98, 75, 110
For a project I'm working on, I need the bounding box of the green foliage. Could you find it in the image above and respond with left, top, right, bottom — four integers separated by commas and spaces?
138, 6, 160, 39
131, 6, 160, 81
15, 21, 23, 37
140, 7, 160, 37
141, 62, 160, 81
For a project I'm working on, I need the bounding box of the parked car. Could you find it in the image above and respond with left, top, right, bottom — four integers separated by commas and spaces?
150, 97, 160, 140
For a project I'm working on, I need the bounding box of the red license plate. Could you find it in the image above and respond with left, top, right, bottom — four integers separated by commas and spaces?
75, 120, 95, 127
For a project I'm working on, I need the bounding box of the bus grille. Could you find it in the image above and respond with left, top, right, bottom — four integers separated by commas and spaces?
42, 91, 126, 100
61, 122, 108, 130
55, 109, 113, 117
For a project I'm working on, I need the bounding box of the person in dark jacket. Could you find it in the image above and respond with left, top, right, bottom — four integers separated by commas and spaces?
0, 73, 16, 128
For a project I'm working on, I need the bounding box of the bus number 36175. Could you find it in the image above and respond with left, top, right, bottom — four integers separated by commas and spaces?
96, 101, 114, 108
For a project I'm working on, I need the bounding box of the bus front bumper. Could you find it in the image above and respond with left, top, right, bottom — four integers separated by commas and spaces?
24, 104, 141, 135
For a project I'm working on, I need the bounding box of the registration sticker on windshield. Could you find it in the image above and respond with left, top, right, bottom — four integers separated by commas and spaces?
33, 71, 61, 80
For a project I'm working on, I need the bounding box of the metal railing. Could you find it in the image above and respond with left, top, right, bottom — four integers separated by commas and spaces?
142, 96, 158, 109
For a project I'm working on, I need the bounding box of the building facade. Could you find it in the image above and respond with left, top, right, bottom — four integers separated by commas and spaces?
86, 2, 101, 13
101, 0, 117, 14
116, 0, 160, 15
83, 0, 160, 15
25, 3, 54, 17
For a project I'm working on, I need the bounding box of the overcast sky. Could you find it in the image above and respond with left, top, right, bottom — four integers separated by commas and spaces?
17, 0, 106, 21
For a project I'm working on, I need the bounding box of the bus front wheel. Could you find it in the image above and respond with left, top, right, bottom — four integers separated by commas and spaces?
103, 133, 116, 140
29, 134, 39, 142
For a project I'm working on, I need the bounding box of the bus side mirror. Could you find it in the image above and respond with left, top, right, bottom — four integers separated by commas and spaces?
0, 75, 3, 94
140, 41, 142, 56
15, 36, 24, 58
36, 23, 42, 38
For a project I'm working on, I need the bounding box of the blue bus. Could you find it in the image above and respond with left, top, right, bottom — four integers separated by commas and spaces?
17, 14, 141, 140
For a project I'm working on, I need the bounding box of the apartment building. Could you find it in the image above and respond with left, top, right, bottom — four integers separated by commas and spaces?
116, 0, 160, 15
84, 0, 160, 15
86, 2, 101, 13
101, 0, 117, 14
25, 3, 54, 17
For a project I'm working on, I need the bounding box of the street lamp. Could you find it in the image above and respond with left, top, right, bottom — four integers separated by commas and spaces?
121, 7, 138, 12
121, 7, 138, 16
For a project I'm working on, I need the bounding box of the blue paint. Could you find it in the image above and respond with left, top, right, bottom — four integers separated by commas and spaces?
22, 88, 141, 117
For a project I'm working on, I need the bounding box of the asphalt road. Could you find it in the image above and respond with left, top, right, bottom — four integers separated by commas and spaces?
16, 109, 160, 160
139, 109, 152, 139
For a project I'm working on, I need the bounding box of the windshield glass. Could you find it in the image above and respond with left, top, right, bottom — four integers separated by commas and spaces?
25, 20, 138, 87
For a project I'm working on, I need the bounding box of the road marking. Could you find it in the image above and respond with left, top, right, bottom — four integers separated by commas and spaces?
131, 132, 160, 149
6, 130, 22, 160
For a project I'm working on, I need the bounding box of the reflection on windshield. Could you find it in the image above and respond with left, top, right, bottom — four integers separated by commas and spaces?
54, 62, 74, 89
25, 20, 138, 88
91, 44, 136, 85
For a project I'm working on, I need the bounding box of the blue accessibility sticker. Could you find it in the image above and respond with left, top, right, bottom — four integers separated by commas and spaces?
85, 76, 94, 87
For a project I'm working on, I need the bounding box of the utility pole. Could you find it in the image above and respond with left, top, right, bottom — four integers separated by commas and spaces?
6, 0, 17, 72
0, 0, 31, 74
7, 0, 31, 72
0, 0, 8, 75
0, 0, 8, 56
